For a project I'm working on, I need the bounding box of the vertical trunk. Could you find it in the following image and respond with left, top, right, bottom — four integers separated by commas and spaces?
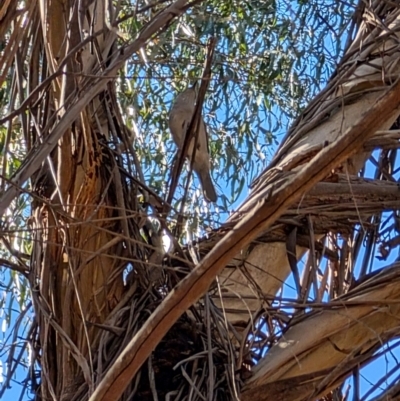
32, 1, 125, 398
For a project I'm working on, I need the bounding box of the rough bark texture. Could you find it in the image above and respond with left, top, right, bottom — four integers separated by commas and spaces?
32, 2, 124, 397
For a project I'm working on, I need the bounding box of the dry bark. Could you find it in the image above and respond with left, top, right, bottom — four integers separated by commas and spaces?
241, 263, 400, 400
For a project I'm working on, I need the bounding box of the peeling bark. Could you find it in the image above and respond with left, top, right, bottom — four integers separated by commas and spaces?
242, 264, 400, 401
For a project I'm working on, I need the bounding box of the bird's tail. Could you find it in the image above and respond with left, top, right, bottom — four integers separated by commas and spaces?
198, 171, 217, 202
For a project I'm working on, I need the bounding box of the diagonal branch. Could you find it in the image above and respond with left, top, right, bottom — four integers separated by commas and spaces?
88, 74, 400, 401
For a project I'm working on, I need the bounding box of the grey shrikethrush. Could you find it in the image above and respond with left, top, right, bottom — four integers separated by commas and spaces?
168, 82, 217, 202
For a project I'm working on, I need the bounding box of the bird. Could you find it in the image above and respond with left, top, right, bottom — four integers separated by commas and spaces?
168, 82, 217, 202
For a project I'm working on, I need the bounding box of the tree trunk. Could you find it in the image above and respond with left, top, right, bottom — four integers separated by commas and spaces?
31, 1, 125, 398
